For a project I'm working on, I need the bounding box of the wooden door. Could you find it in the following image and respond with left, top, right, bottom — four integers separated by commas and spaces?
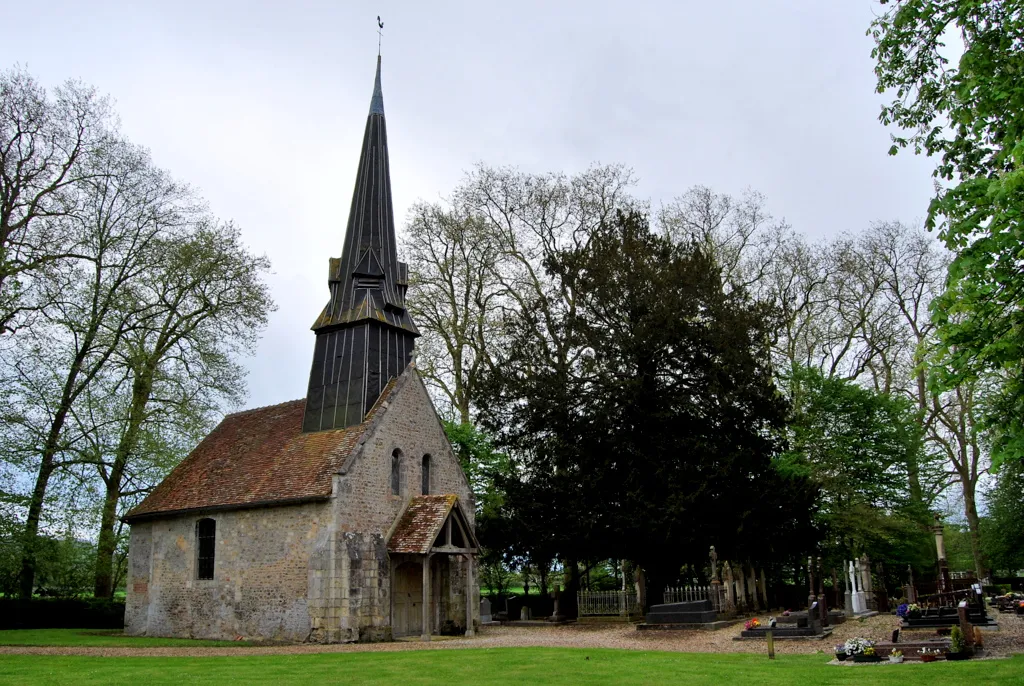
393, 562, 423, 636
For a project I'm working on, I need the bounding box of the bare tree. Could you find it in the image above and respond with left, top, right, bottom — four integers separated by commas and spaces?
0, 67, 116, 333
3, 140, 187, 598
404, 164, 638, 422
403, 203, 499, 424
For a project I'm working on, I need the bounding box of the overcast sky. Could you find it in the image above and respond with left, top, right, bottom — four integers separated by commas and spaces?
4, 0, 939, 411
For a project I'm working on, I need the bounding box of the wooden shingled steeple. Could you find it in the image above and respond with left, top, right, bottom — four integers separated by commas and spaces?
303, 56, 420, 432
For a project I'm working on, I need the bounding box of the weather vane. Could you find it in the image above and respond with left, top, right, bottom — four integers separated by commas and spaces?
377, 16, 384, 56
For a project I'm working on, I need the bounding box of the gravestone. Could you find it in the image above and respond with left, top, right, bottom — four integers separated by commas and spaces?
850, 560, 866, 614
520, 606, 532, 621
480, 598, 492, 624
957, 602, 975, 648
549, 585, 565, 622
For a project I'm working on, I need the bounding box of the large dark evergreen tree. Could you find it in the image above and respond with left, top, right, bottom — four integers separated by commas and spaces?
478, 211, 814, 610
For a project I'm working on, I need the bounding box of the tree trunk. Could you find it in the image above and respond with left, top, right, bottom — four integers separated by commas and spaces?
94, 365, 153, 598
19, 395, 77, 599
961, 477, 988, 581
562, 559, 580, 619
18, 456, 56, 598
93, 474, 124, 598
643, 567, 671, 615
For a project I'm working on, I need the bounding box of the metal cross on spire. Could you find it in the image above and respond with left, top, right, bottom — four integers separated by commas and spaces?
377, 16, 384, 56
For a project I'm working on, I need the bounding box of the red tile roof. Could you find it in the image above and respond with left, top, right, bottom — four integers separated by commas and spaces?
387, 495, 480, 554
124, 390, 389, 521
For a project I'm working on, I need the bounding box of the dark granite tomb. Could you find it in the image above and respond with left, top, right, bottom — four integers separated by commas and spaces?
645, 600, 717, 624
902, 606, 996, 629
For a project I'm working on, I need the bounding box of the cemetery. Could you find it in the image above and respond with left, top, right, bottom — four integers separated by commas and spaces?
4, 1, 1024, 684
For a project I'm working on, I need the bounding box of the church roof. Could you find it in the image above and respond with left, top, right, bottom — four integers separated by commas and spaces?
124, 378, 398, 522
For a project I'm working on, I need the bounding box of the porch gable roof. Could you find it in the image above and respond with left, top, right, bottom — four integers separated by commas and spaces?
387, 494, 478, 555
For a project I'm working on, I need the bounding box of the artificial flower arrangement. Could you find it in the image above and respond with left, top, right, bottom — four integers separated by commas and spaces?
845, 638, 880, 662
744, 617, 761, 630
889, 649, 904, 664
896, 602, 909, 618
843, 637, 874, 656
918, 647, 942, 663
905, 603, 922, 618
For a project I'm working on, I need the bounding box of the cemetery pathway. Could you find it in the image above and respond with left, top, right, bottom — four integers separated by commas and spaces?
2, 613, 1022, 658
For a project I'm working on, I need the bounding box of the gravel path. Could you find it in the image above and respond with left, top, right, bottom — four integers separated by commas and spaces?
2, 613, 1022, 659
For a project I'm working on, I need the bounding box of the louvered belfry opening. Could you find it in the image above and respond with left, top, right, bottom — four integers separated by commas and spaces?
303, 56, 419, 432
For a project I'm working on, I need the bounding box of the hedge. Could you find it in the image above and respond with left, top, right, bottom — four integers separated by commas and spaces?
0, 597, 125, 629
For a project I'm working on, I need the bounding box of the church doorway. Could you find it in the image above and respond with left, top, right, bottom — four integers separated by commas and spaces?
392, 562, 423, 637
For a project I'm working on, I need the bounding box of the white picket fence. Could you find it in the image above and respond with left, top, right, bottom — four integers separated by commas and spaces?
663, 585, 724, 612
577, 585, 723, 616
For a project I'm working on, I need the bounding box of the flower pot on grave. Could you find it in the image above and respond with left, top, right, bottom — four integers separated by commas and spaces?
835, 652, 848, 662
888, 656, 904, 664
852, 654, 881, 663
920, 654, 938, 663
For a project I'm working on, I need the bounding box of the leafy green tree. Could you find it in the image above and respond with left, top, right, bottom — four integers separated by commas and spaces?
779, 366, 935, 574
442, 421, 509, 517
982, 458, 1024, 575
870, 0, 1024, 462
85, 222, 272, 598
479, 211, 813, 611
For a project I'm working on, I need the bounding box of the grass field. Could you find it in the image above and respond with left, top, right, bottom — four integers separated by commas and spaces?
0, 648, 1021, 685
0, 628, 252, 647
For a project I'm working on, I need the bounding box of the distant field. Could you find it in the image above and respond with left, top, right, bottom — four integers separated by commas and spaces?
0, 647, 1020, 685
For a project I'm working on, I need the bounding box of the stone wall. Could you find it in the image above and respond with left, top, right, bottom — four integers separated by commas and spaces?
329, 370, 478, 638
125, 501, 330, 641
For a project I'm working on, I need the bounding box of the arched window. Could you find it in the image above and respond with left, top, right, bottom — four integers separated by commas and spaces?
421, 454, 431, 495
391, 449, 402, 496
196, 518, 216, 580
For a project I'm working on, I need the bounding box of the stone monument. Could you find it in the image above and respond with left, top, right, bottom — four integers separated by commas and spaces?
850, 560, 866, 614
723, 562, 736, 614
933, 513, 952, 593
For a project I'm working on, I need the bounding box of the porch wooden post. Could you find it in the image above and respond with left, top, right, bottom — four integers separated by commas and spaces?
465, 554, 476, 637
421, 555, 431, 641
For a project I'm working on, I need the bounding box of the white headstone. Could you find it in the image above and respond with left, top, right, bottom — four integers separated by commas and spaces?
850, 560, 866, 614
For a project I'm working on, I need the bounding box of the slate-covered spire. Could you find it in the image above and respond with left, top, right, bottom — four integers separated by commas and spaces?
303, 57, 419, 433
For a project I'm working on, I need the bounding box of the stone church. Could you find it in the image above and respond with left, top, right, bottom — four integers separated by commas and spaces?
122, 57, 479, 643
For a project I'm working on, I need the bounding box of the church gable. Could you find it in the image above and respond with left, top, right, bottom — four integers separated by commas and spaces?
331, 364, 475, 533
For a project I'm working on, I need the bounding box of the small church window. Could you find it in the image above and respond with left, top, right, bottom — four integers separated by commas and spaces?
391, 449, 402, 496
422, 454, 431, 495
196, 518, 216, 580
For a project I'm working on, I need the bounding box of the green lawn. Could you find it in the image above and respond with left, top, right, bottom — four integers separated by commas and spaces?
0, 628, 252, 647
0, 649, 1020, 685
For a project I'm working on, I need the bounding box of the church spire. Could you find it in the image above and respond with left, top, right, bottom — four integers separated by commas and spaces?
302, 56, 419, 433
